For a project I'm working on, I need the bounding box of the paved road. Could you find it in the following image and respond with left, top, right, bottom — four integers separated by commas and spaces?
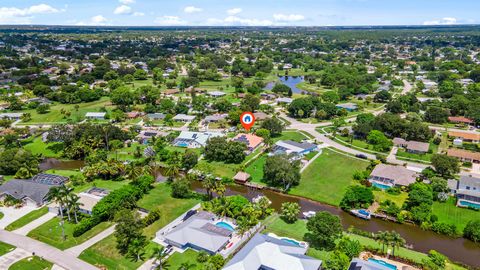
13, 212, 56, 236
0, 230, 98, 270
0, 248, 30, 269
65, 225, 116, 257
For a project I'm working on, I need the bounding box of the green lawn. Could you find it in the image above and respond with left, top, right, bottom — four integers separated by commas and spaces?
28, 218, 113, 250
290, 148, 369, 206
0, 241, 14, 256
79, 235, 159, 270
336, 135, 387, 153
18, 97, 113, 124
71, 179, 130, 193
373, 190, 408, 207
166, 249, 202, 270
44, 169, 82, 178
245, 155, 267, 184
432, 197, 480, 231
5, 207, 48, 231
138, 183, 200, 238
273, 131, 308, 143
23, 136, 63, 158
9, 256, 53, 270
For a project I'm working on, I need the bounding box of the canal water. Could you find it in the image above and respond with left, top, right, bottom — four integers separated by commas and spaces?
192, 181, 480, 267
38, 158, 85, 171
265, 76, 305, 94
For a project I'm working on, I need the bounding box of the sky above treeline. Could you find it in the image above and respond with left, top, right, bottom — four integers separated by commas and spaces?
0, 0, 479, 27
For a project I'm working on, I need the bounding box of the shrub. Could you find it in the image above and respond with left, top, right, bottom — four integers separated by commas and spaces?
143, 208, 161, 227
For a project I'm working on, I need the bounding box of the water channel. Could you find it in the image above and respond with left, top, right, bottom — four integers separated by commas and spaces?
265, 76, 306, 94
192, 181, 480, 267
38, 159, 480, 267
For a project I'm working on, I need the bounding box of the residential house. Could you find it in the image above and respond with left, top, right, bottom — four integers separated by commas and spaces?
162, 211, 233, 254
208, 91, 226, 98
456, 175, 480, 209
0, 113, 23, 120
253, 112, 269, 121
232, 133, 264, 152
405, 140, 429, 154
136, 129, 168, 144
204, 114, 227, 123
276, 97, 293, 105
336, 103, 358, 112
0, 173, 68, 207
369, 164, 418, 188
271, 140, 317, 157
448, 131, 480, 143
78, 187, 109, 215
447, 148, 480, 163
173, 114, 196, 122
173, 131, 223, 148
85, 112, 106, 120
223, 233, 322, 270
448, 116, 474, 126
147, 113, 166, 120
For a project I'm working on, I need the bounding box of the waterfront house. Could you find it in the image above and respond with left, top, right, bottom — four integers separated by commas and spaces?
336, 103, 358, 111
456, 175, 480, 209
162, 211, 233, 254
369, 164, 418, 188
223, 233, 322, 270
276, 97, 293, 105
173, 131, 223, 148
348, 258, 391, 270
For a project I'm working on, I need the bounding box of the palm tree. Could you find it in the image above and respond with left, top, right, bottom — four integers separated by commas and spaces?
58, 186, 73, 222
67, 193, 82, 224
236, 216, 251, 237
213, 181, 226, 198
46, 187, 66, 240
151, 246, 170, 270
375, 231, 389, 253
202, 176, 217, 200
389, 231, 405, 257
125, 162, 142, 180
177, 262, 196, 270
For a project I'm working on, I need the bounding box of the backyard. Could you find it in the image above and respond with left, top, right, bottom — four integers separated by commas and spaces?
290, 148, 369, 206
432, 197, 480, 231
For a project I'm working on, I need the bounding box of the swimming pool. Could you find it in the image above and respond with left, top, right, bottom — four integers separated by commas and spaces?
459, 200, 480, 209
176, 142, 189, 147
216, 221, 235, 231
371, 182, 392, 189
281, 238, 301, 246
368, 258, 397, 270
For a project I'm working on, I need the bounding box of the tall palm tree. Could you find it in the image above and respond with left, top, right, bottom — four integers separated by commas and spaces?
375, 231, 389, 253
67, 193, 82, 224
151, 246, 170, 270
46, 187, 66, 240
202, 176, 217, 200
58, 186, 73, 222
389, 231, 405, 256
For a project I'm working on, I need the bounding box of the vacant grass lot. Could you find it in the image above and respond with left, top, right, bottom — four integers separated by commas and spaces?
273, 130, 308, 143
166, 249, 202, 270
5, 207, 48, 231
432, 197, 479, 232
19, 97, 113, 124
245, 155, 267, 184
9, 256, 53, 270
290, 148, 369, 206
28, 218, 113, 250
23, 136, 63, 158
71, 179, 130, 193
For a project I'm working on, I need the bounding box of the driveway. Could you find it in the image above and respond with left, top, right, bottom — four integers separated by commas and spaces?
13, 212, 57, 236
0, 230, 98, 270
65, 225, 116, 257
0, 206, 39, 229
0, 248, 30, 269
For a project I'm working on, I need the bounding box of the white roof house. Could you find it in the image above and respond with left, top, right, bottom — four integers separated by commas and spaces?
85, 112, 106, 119
208, 91, 226, 97
0, 113, 23, 119
173, 131, 224, 148
223, 233, 322, 270
276, 97, 293, 104
172, 114, 196, 122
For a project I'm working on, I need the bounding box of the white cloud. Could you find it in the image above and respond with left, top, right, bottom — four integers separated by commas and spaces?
0, 4, 62, 24
184, 6, 203, 13
114, 5, 132, 15
227, 8, 242, 16
423, 17, 457, 25
133, 12, 144, 17
207, 16, 273, 26
119, 0, 135, 4
76, 15, 109, 26
273, 13, 305, 22
154, 16, 187, 25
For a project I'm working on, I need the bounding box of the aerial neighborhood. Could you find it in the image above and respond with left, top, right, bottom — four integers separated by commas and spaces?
0, 3, 479, 270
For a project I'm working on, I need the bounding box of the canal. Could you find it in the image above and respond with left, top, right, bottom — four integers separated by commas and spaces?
192, 182, 480, 267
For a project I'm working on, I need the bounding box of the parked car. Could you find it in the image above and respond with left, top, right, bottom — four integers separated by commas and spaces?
355, 154, 368, 159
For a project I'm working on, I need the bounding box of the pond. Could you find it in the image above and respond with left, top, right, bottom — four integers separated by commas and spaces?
38, 158, 85, 171
191, 181, 480, 268
265, 76, 306, 94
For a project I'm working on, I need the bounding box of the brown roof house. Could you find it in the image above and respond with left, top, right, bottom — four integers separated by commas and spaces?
448, 131, 480, 143
447, 148, 480, 163
448, 116, 474, 125
369, 164, 418, 188
233, 172, 251, 183
393, 138, 429, 154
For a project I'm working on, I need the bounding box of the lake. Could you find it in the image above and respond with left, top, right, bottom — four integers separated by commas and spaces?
265, 76, 306, 94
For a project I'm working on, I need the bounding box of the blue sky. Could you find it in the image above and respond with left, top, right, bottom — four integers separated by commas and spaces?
0, 0, 479, 26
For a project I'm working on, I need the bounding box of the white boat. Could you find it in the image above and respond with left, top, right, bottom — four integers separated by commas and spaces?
350, 209, 371, 220
302, 211, 316, 219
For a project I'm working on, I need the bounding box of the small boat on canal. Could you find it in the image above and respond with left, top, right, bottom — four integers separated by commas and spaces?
350, 209, 371, 220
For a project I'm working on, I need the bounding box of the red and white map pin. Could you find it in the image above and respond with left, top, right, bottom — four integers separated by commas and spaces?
240, 112, 255, 131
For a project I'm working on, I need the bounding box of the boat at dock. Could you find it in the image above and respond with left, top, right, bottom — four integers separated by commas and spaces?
350, 209, 371, 220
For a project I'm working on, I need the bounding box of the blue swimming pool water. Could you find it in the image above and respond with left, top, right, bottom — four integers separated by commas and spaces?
176, 142, 189, 147
459, 200, 480, 209
372, 182, 391, 189
216, 221, 235, 231
281, 238, 301, 246
368, 258, 397, 270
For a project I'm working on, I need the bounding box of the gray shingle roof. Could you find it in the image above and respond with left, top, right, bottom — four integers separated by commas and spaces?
0, 180, 53, 205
